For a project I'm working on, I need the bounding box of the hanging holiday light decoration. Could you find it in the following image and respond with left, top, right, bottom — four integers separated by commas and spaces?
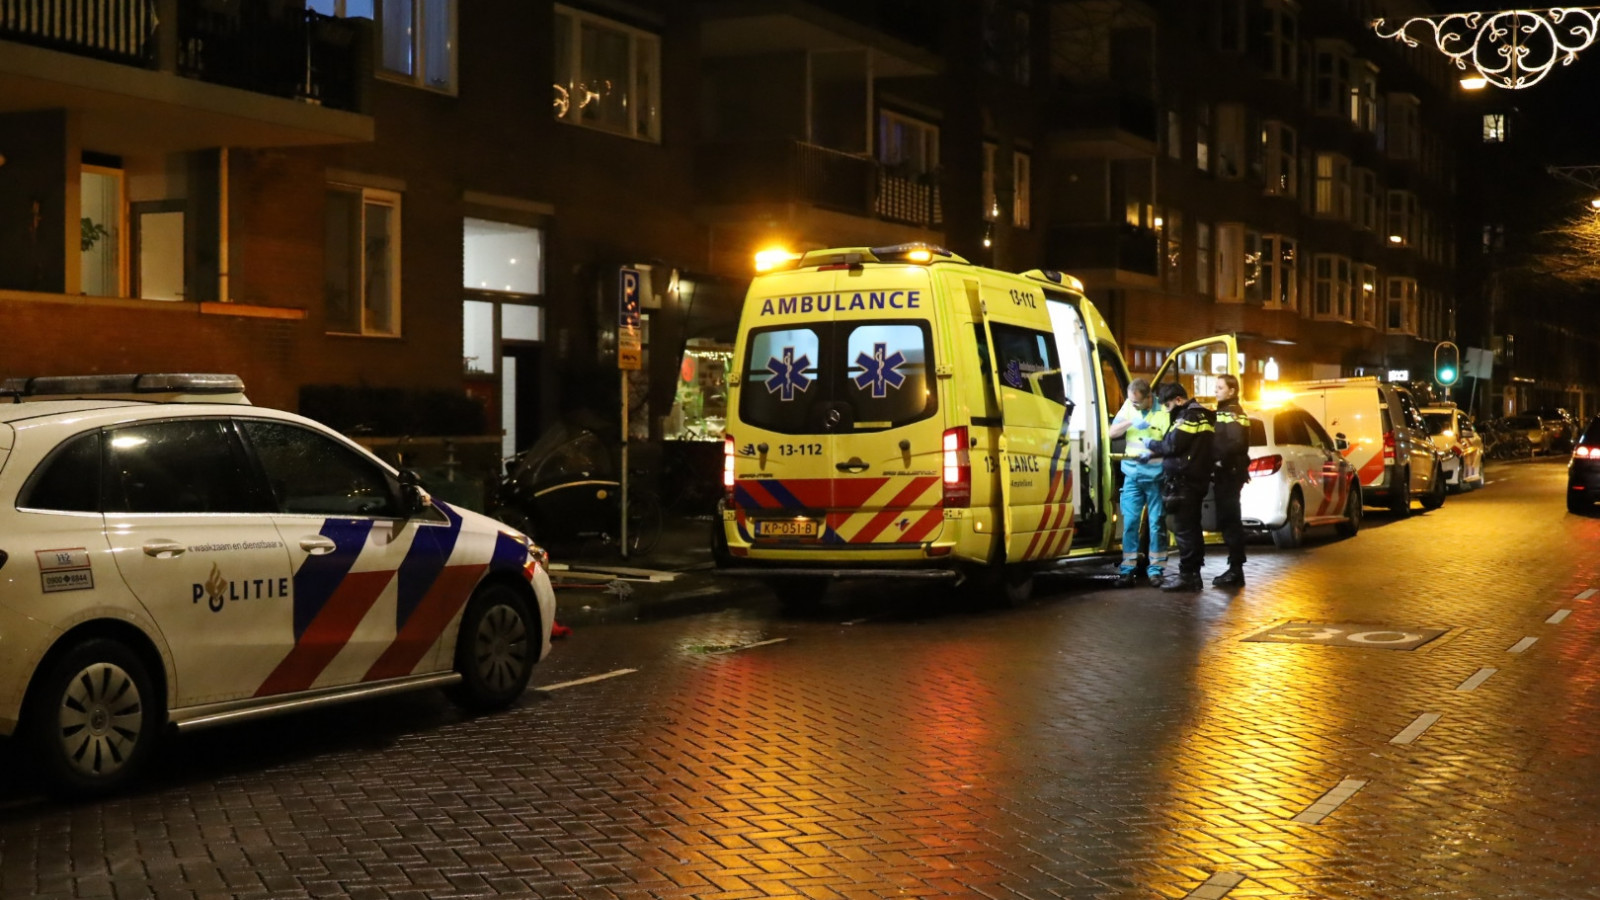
1373, 8, 1600, 90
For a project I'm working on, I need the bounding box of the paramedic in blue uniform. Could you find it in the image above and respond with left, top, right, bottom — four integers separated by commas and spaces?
1108, 378, 1169, 587
1141, 382, 1216, 592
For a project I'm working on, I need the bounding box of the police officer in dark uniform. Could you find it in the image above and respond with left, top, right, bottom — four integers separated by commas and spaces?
1141, 383, 1216, 592
1210, 373, 1251, 587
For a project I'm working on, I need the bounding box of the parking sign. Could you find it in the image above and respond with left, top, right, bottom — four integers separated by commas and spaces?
619, 267, 642, 370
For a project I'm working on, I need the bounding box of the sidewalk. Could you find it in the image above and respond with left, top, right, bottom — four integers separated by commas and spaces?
543, 514, 753, 627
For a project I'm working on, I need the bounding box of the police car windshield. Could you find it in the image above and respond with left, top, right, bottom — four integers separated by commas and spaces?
740, 322, 935, 434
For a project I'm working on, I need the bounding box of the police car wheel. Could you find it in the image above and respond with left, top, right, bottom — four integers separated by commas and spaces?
1336, 483, 1362, 537
1271, 491, 1305, 549
449, 585, 535, 711
28, 638, 161, 798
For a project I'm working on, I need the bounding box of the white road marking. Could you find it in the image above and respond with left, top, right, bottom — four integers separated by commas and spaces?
536, 668, 638, 691
1576, 589, 1597, 601
1390, 713, 1442, 745
1291, 778, 1367, 825
841, 617, 872, 626
1508, 637, 1538, 654
1547, 609, 1573, 625
1184, 872, 1246, 900
1456, 668, 1497, 692
717, 637, 790, 654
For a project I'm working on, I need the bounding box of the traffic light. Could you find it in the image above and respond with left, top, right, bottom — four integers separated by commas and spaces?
1434, 341, 1460, 387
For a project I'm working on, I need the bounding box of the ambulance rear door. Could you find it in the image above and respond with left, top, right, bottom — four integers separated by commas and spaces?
971, 273, 1075, 563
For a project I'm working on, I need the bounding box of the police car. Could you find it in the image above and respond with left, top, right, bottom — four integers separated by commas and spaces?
0, 374, 555, 796
1239, 400, 1363, 548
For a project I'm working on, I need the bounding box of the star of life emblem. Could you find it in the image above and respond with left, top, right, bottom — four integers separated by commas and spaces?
852, 343, 906, 399
764, 347, 813, 401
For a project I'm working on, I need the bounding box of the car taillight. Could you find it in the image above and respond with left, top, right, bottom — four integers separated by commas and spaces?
1248, 454, 1282, 477
942, 426, 971, 507
723, 435, 736, 497
1382, 430, 1396, 462
1576, 445, 1598, 460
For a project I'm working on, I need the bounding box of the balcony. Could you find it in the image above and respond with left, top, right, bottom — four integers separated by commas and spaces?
698, 139, 942, 228
1047, 224, 1160, 283
1049, 89, 1159, 159
0, 0, 372, 152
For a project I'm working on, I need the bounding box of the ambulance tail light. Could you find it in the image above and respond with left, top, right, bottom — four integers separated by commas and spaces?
1382, 430, 1397, 463
724, 435, 737, 498
1248, 455, 1282, 478
942, 426, 971, 507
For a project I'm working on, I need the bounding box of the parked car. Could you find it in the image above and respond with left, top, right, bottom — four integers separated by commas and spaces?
0, 373, 556, 797
1502, 414, 1554, 455
1568, 416, 1600, 513
1238, 402, 1362, 548
1531, 406, 1578, 448
1281, 377, 1446, 516
1421, 405, 1485, 491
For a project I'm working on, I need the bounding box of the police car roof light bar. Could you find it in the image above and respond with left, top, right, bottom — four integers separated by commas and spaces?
1, 373, 248, 403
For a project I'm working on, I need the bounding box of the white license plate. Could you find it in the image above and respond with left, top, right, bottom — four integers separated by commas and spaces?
753, 518, 820, 539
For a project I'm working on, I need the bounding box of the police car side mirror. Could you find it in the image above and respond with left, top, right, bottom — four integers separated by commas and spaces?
1334, 433, 1349, 452
401, 483, 434, 517
397, 469, 433, 517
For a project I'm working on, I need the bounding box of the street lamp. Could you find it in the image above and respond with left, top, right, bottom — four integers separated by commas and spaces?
1374, 9, 1600, 90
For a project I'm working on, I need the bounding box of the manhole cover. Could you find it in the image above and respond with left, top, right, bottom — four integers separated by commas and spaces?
1242, 621, 1448, 651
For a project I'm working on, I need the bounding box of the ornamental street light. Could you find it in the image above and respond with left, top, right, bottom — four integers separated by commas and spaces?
1374, 9, 1600, 90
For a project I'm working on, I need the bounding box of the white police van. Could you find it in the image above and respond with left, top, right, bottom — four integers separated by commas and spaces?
0, 374, 556, 796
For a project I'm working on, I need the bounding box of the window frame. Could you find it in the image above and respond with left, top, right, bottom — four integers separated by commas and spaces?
1483, 113, 1507, 142
1314, 152, 1352, 220
1012, 150, 1032, 229
1261, 234, 1297, 312
877, 110, 940, 176
1263, 121, 1297, 197
1386, 276, 1418, 335
101, 417, 275, 515
377, 0, 457, 94
1357, 263, 1378, 328
325, 185, 403, 338
552, 3, 662, 142
1313, 254, 1352, 323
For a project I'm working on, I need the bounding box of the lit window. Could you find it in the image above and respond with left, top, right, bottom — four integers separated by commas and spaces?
1314, 153, 1352, 220
1483, 113, 1507, 142
379, 0, 455, 92
553, 5, 661, 141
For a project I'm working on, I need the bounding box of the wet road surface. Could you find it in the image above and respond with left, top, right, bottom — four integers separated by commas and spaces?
2, 457, 1597, 899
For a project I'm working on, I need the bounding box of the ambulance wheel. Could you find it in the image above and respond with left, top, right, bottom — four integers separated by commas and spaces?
965, 565, 1034, 607
1420, 464, 1447, 511
448, 583, 535, 712
1388, 467, 1412, 517
1271, 490, 1306, 549
769, 577, 828, 612
1335, 482, 1362, 537
27, 637, 162, 799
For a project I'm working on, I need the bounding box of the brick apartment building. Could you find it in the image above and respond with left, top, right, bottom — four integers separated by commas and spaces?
1049, 0, 1461, 393
0, 0, 1470, 486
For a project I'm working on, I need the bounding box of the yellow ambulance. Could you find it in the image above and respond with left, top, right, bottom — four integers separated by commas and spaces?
717, 243, 1238, 603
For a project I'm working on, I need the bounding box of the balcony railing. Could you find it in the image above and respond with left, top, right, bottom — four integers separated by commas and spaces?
0, 0, 367, 113
1047, 224, 1159, 277
0, 0, 157, 65
698, 139, 942, 228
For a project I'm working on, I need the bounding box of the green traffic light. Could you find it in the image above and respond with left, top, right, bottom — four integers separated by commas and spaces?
1439, 367, 1457, 384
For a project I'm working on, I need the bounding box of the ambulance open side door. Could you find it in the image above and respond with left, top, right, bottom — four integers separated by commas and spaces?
974, 280, 1075, 564
1151, 334, 1242, 407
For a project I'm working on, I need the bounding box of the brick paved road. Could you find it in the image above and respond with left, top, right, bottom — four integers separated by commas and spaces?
3, 458, 1598, 899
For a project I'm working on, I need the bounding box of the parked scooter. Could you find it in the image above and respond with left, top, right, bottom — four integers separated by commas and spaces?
490, 424, 662, 556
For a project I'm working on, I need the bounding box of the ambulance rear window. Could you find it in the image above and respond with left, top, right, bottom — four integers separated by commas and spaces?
740, 321, 935, 435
